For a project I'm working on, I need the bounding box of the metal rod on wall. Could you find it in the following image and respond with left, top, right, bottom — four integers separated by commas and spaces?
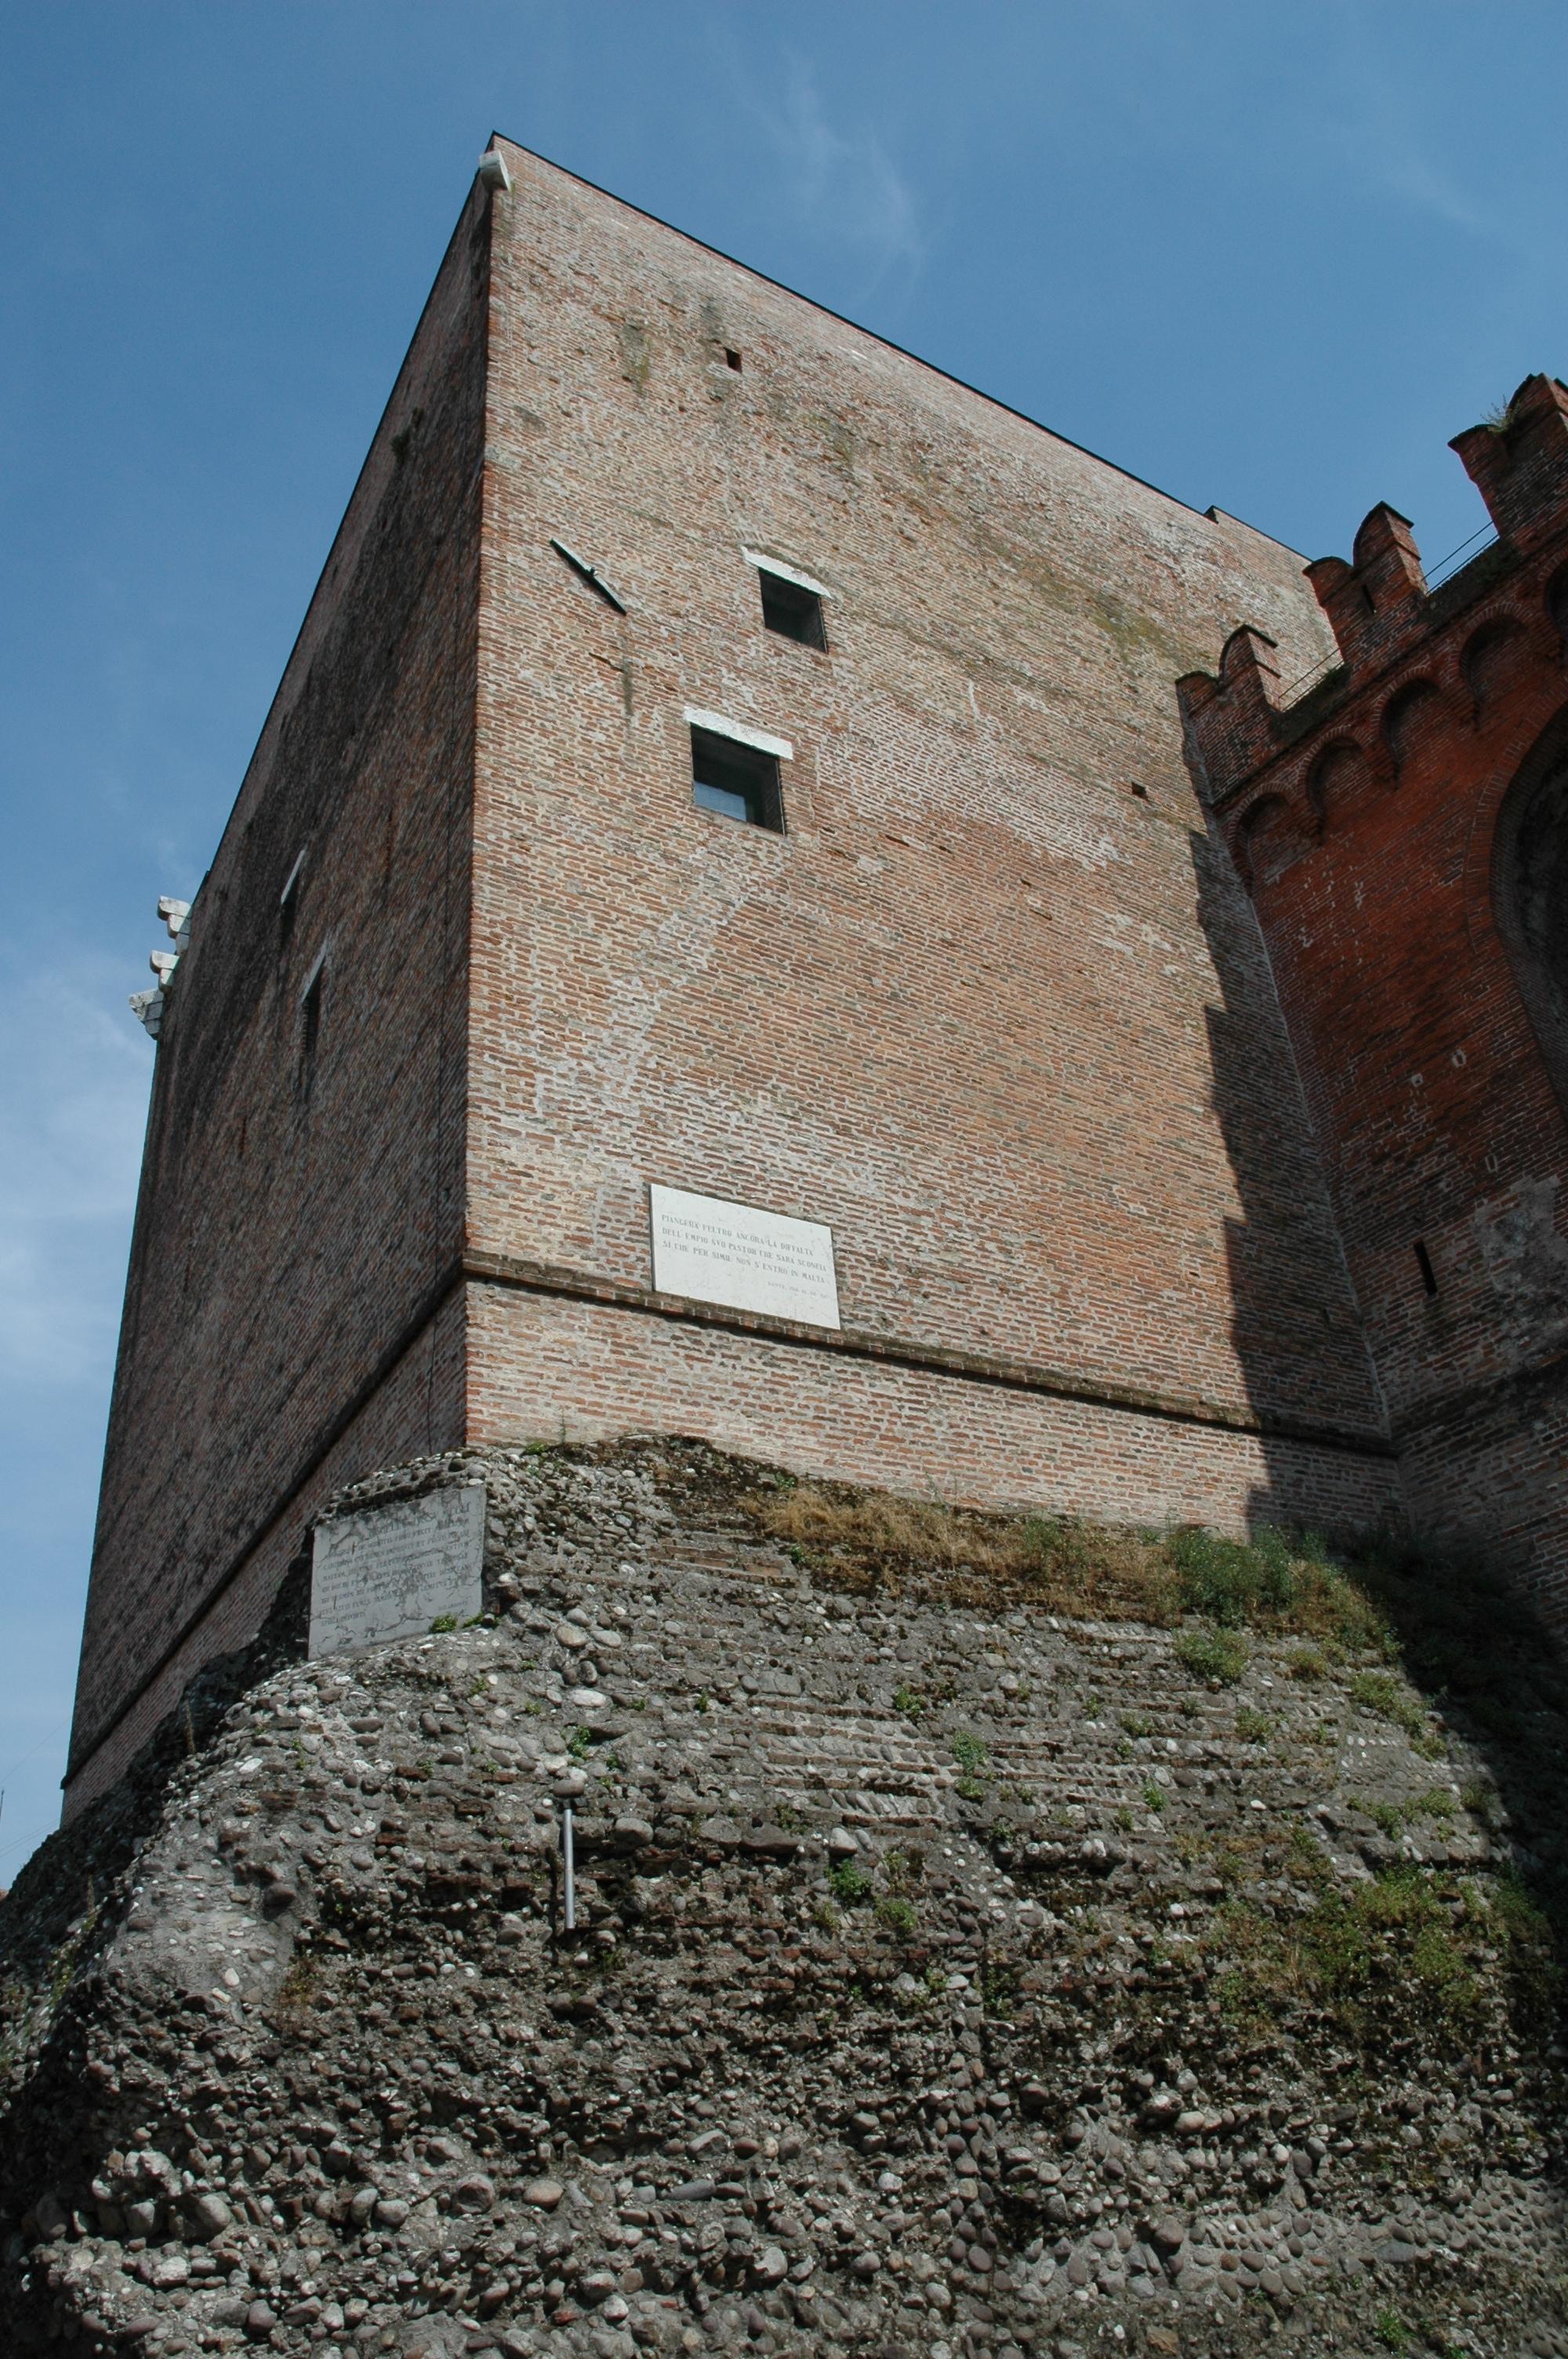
561, 1798, 575, 1932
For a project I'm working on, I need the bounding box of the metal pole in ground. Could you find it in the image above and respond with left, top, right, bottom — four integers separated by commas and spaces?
561, 1797, 576, 1932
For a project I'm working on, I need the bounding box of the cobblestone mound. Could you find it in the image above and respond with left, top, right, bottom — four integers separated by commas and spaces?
2, 1441, 1566, 2359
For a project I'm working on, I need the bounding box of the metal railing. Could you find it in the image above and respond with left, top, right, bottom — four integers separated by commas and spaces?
1269, 521, 1501, 712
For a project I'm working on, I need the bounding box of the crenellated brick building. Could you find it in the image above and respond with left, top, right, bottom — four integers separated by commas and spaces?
62, 143, 1565, 1814
1178, 370, 1568, 1640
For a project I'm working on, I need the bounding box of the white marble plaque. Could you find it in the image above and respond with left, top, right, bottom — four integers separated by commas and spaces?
309, 1484, 485, 1658
649, 1183, 840, 1329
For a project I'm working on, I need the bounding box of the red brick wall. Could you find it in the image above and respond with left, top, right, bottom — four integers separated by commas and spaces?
465, 144, 1388, 1515
467, 1281, 1401, 1542
1182, 383, 1568, 1616
64, 190, 492, 1805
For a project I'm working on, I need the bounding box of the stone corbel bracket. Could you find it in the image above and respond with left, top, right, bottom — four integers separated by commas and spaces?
129, 896, 193, 1040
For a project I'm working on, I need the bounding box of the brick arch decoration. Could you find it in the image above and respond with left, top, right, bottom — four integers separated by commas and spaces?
1491, 697, 1568, 1120
1380, 676, 1444, 776
1460, 690, 1568, 955
1232, 791, 1312, 890
1304, 736, 1372, 830
1544, 559, 1568, 654
1462, 612, 1534, 717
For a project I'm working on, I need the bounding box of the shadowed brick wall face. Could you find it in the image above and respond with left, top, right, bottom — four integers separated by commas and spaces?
65, 194, 492, 1808
70, 144, 1439, 1812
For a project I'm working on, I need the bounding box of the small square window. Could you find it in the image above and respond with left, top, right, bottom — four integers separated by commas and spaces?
758, 567, 827, 650
691, 725, 784, 833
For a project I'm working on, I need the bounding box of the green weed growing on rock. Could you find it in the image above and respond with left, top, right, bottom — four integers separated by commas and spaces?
1212, 1857, 1486, 2041
1166, 1521, 1385, 1649
828, 1859, 871, 1905
1176, 1624, 1248, 1685
875, 1894, 918, 1939
1349, 1669, 1432, 1743
1369, 1788, 1458, 1838
951, 1728, 989, 1800
1487, 1874, 1560, 2034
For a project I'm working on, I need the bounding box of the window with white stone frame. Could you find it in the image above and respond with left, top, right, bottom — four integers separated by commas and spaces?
684, 707, 792, 834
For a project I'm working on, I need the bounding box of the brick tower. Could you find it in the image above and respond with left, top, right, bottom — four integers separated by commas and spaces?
1179, 372, 1568, 1622
68, 140, 1410, 1812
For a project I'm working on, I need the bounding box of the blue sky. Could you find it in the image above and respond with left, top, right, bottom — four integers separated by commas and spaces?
3, 0, 1566, 1878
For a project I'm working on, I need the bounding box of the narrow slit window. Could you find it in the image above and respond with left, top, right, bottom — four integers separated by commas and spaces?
302, 964, 325, 1060
1414, 1239, 1438, 1296
758, 566, 827, 651
691, 725, 784, 833
724, 347, 742, 372
279, 847, 306, 946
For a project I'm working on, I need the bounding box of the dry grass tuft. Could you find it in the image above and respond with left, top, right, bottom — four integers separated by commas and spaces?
749, 1480, 1385, 1648
751, 1484, 1178, 1619
271, 1954, 321, 2037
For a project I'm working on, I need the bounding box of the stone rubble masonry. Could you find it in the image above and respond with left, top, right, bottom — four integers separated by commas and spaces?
70, 140, 1401, 1813
1180, 370, 1568, 1621
5, 1443, 1566, 2357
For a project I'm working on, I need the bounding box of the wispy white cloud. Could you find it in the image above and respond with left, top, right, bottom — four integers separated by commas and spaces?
0, 952, 149, 1387
0, 950, 146, 1873
754, 58, 925, 293
1379, 149, 1493, 238
1323, 2, 1501, 242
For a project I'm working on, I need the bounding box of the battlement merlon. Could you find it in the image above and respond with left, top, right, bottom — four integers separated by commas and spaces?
1180, 373, 1568, 802
1179, 510, 1436, 800
1451, 372, 1568, 542
1176, 624, 1286, 803
1304, 503, 1427, 666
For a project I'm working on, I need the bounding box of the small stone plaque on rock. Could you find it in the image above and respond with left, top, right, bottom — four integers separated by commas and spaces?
309, 1483, 485, 1658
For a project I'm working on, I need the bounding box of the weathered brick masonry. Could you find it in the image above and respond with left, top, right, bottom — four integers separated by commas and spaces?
69, 141, 1417, 1812
1181, 371, 1568, 1616
460, 141, 1388, 1490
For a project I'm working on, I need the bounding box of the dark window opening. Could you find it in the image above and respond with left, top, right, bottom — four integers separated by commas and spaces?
1414, 1239, 1438, 1296
759, 569, 827, 650
724, 347, 742, 372
691, 726, 784, 833
302, 965, 325, 1060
